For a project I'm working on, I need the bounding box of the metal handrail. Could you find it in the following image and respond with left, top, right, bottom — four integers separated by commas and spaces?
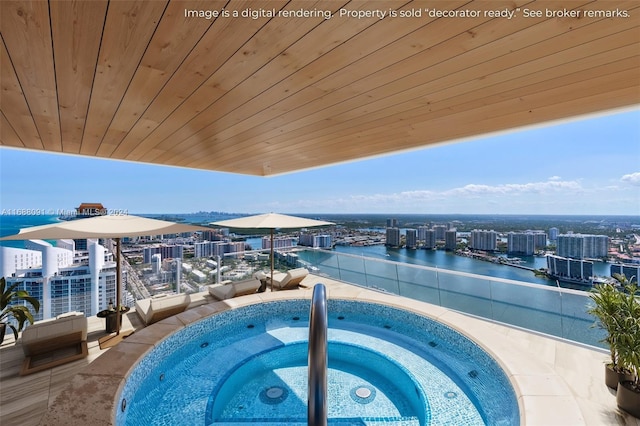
308, 284, 328, 426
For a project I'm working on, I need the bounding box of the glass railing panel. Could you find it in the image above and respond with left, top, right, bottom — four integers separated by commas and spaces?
395, 267, 440, 305
435, 271, 493, 318
297, 249, 343, 282
333, 255, 368, 287
362, 257, 400, 293
560, 291, 605, 347
297, 249, 603, 349
489, 280, 562, 336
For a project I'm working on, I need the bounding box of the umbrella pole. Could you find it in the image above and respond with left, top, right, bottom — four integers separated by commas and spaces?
116, 238, 121, 335
270, 229, 274, 292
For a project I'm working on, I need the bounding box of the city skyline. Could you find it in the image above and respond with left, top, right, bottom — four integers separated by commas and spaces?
1, 108, 638, 216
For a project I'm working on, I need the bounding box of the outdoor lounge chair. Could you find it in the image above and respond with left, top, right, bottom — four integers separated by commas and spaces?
268, 267, 309, 290
135, 293, 191, 326
208, 277, 262, 300
20, 311, 88, 375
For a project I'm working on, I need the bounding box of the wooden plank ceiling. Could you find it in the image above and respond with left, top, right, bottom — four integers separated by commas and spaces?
1, 0, 639, 176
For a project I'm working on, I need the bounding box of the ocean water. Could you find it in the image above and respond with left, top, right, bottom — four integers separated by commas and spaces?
0, 215, 62, 248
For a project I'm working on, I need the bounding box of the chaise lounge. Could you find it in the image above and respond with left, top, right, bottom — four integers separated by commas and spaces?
135, 293, 191, 326
20, 311, 89, 376
208, 275, 263, 301
267, 267, 309, 290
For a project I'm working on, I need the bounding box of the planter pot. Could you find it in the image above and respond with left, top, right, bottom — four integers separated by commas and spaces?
617, 380, 640, 418
606, 364, 619, 389
605, 364, 635, 390
0, 323, 5, 346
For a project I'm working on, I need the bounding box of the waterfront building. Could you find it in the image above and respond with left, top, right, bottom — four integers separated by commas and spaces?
143, 244, 184, 263
610, 263, 639, 283
423, 229, 437, 250
386, 218, 399, 228
546, 254, 594, 282
417, 226, 430, 241
406, 229, 418, 249
444, 230, 457, 251
469, 230, 497, 251
2, 240, 118, 321
385, 227, 401, 247
262, 236, 296, 249
557, 234, 609, 259
507, 231, 547, 255
433, 225, 447, 241
549, 227, 559, 241
0, 246, 43, 278
508, 232, 535, 255
298, 233, 332, 249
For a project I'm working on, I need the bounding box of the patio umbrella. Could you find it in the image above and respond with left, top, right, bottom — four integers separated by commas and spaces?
0, 214, 208, 334
211, 213, 333, 290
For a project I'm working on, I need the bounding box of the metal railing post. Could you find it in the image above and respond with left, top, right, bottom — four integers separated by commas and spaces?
308, 284, 328, 426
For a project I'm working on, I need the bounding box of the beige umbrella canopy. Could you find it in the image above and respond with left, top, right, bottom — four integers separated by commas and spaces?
211, 213, 333, 289
0, 214, 208, 333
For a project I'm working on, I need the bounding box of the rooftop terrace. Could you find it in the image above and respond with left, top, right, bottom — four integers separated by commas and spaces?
1, 276, 638, 426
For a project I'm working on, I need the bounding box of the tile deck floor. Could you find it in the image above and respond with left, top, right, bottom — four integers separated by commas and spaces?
1, 276, 638, 426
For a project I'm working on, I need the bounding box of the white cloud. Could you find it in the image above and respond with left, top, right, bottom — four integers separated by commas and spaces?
548, 176, 562, 181
621, 172, 640, 186
276, 178, 586, 213
443, 180, 582, 196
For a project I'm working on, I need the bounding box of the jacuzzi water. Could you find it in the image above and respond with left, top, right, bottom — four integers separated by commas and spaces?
117, 299, 519, 425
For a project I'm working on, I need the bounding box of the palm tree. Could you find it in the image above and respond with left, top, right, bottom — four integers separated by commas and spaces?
0, 277, 40, 344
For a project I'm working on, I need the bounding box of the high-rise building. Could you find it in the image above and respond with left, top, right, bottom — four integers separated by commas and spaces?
546, 254, 593, 281
405, 229, 418, 249
298, 233, 332, 248
444, 230, 457, 251
0, 246, 43, 277
386, 218, 399, 228
194, 241, 245, 258
433, 225, 447, 241
508, 232, 535, 255
610, 263, 639, 283
417, 226, 430, 242
423, 229, 437, 249
385, 228, 401, 247
262, 237, 295, 249
549, 227, 559, 241
557, 234, 609, 259
143, 245, 184, 263
2, 240, 118, 321
469, 230, 497, 251
507, 231, 546, 255
151, 253, 162, 274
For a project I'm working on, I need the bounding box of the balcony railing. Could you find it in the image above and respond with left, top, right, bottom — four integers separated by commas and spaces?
290, 248, 605, 349
201, 246, 604, 348
17, 246, 603, 349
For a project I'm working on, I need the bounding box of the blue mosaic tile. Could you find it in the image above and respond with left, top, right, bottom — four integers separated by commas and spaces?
116, 299, 518, 426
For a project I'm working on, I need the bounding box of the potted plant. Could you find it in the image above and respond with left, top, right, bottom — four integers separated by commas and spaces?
615, 278, 639, 418
588, 277, 628, 389
0, 277, 40, 345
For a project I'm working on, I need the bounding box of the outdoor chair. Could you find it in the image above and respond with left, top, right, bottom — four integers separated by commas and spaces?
135, 293, 191, 326
268, 267, 309, 290
208, 277, 262, 300
20, 311, 88, 375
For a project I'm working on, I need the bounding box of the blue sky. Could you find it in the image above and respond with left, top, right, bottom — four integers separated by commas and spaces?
1, 108, 639, 216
